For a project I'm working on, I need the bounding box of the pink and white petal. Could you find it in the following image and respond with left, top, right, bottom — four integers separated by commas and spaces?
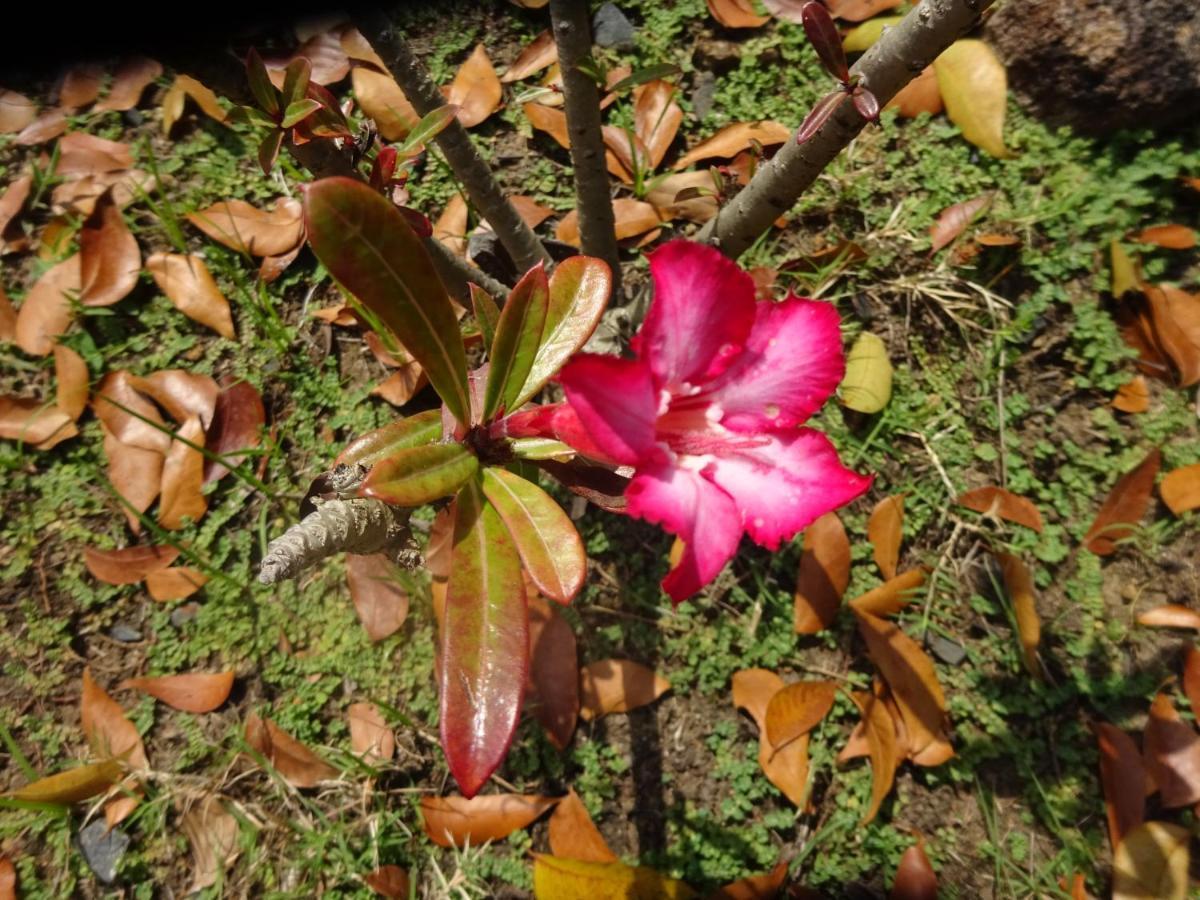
707, 296, 845, 431
499, 402, 622, 466
626, 461, 742, 603
707, 428, 871, 549
635, 240, 756, 390
559, 353, 658, 466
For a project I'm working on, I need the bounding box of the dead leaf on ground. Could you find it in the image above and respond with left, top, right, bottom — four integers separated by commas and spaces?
1083, 448, 1161, 556
711, 860, 790, 899
15, 108, 68, 146
930, 194, 992, 253
132, 370, 219, 430
794, 511, 850, 633
146, 253, 236, 339
51, 168, 155, 217
528, 594, 579, 750
420, 794, 559, 847
244, 712, 338, 787
372, 365, 427, 406
84, 544, 179, 585
732, 668, 810, 808
1132, 224, 1196, 250
94, 370, 171, 453
59, 64, 104, 109
0, 397, 78, 449
1113, 376, 1150, 413
995, 553, 1040, 676
53, 344, 88, 420
867, 493, 904, 579
0, 173, 33, 245
120, 672, 233, 713
434, 193, 468, 257
15, 253, 82, 357
348, 701, 395, 765
848, 569, 927, 619
706, 0, 770, 28
888, 66, 943, 117
547, 788, 616, 863
78, 189, 140, 306
55, 132, 134, 177
579, 659, 670, 719
556, 198, 661, 247
1112, 821, 1190, 900
764, 681, 838, 752
525, 101, 571, 148
94, 57, 163, 112
891, 837, 938, 899
341, 28, 419, 140
3, 758, 124, 804
1185, 647, 1200, 722
187, 198, 305, 257
346, 553, 410, 642
180, 795, 240, 894
509, 194, 556, 229
102, 423, 164, 532
645, 170, 719, 223
934, 39, 1009, 159
673, 120, 790, 170
145, 566, 209, 601
160, 75, 228, 135
445, 44, 502, 128
0, 288, 13, 341
1140, 284, 1200, 386
1161, 464, 1200, 515
0, 857, 13, 900
158, 416, 208, 530
0, 89, 37, 133
634, 80, 683, 170
1093, 721, 1146, 851
1144, 692, 1200, 808
267, 31, 350, 87
850, 689, 899, 825
363, 866, 410, 898
532, 854, 696, 899
828, 0, 902, 21
956, 486, 1044, 531
203, 380, 266, 484
81, 667, 147, 826
502, 30, 557, 83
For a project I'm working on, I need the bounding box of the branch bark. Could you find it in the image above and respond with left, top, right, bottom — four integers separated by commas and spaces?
357, 13, 553, 275
697, 0, 996, 259
549, 0, 622, 298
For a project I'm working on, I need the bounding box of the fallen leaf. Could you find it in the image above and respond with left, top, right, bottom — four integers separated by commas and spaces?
445, 44, 502, 128
1112, 821, 1189, 900
673, 120, 790, 170
0, 857, 13, 900
269, 31, 350, 86
94, 57, 163, 112
1132, 225, 1196, 250
548, 788, 616, 863
509, 194, 556, 229
1083, 448, 1161, 556
934, 39, 1009, 159
764, 681, 838, 752
867, 494, 904, 579
1186, 647, 1200, 722
14, 108, 68, 146
94, 370, 171, 453
706, 0, 770, 28
528, 595, 579, 750
120, 672, 233, 713
420, 794, 558, 847
711, 861, 790, 899
0, 288, 13, 341
1110, 240, 1142, 298
850, 689, 899, 824
891, 838, 938, 900
146, 252, 236, 338
848, 569, 927, 619
84, 544, 179, 584
244, 712, 337, 787
53, 344, 88, 420
532, 854, 696, 899
1093, 722, 1146, 851
556, 198, 661, 247
732, 669, 810, 807
187, 198, 305, 257
840, 332, 892, 414
601, 125, 649, 182
59, 64, 104, 109
1161, 464, 1200, 515
50, 168, 154, 217
0, 89, 37, 133
502, 30, 558, 83
888, 66, 943, 117
0, 173, 33, 246
645, 170, 719, 223
579, 659, 670, 719
995, 553, 1040, 676
1113, 376, 1150, 414
794, 511, 850, 633
15, 253, 82, 357
346, 553, 410, 642
160, 75, 228, 135
81, 667, 147, 826
348, 701, 395, 765
364, 866, 410, 898
132, 370, 219, 430
828, 0, 902, 21
145, 566, 209, 601
1144, 284, 1200, 386
956, 486, 1044, 531
179, 795, 240, 894
342, 28, 419, 140
634, 80, 683, 169
55, 132, 134, 177
372, 365, 427, 406
1144, 692, 1200, 807
102, 424, 163, 532
930, 194, 991, 253
203, 380, 266, 484
4, 758, 124, 804
434, 193, 469, 257
158, 416, 208, 530
525, 101, 572, 149
0, 397, 77, 449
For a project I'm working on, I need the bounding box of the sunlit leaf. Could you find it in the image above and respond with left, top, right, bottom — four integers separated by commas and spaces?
348, 701, 395, 766
764, 681, 838, 751
204, 380, 266, 483
528, 595, 579, 749
244, 712, 337, 787
1132, 224, 1196, 250
502, 29, 558, 83
120, 672, 234, 713
187, 198, 304, 257
14, 253, 80, 357
867, 493, 904, 579
548, 788, 616, 863
995, 553, 1040, 677
891, 838, 938, 899
930, 194, 991, 253
851, 689, 898, 824
342, 28, 419, 140
81, 667, 147, 826
159, 417, 208, 530
1083, 448, 1161, 556
445, 44, 502, 129
731, 669, 810, 807
4, 758, 124, 804
336, 410, 441, 469
1161, 464, 1200, 515
79, 188, 139, 307
672, 121, 791, 170
843, 16, 903, 52
532, 855, 696, 899
633, 80, 683, 170
346, 553, 410, 642
840, 332, 892, 413
363, 866, 410, 898
706, 0, 769, 28
145, 566, 209, 601
579, 659, 670, 720
956, 486, 1044, 532
934, 40, 1009, 158
484, 264, 550, 420
793, 511, 850, 633
1112, 821, 1189, 900
1093, 722, 1146, 851
363, 442, 479, 506
421, 793, 557, 847
179, 794, 240, 894
1144, 692, 1200, 808
711, 860, 790, 899
1111, 240, 1142, 298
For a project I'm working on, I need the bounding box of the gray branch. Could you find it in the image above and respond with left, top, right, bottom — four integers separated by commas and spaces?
550, 0, 622, 298
697, 0, 997, 259
357, 13, 553, 275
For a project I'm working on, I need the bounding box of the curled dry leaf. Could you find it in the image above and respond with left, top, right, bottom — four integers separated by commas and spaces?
732, 668, 810, 807
848, 568, 927, 619
1132, 224, 1196, 250
146, 253, 236, 339
102, 423, 163, 532
160, 75, 228, 135
556, 198, 661, 247
528, 594, 579, 750
445, 44, 502, 129
0, 89, 37, 133
94, 57, 163, 112
957, 486, 1044, 532
933, 39, 1009, 159
851, 689, 899, 825
1093, 722, 1146, 851
346, 553, 410, 642
867, 493, 904, 579
120, 672, 234, 713
764, 682, 838, 754
634, 80, 684, 170
15, 253, 81, 357
84, 544, 179, 585
59, 64, 104, 109
888, 66, 943, 118
502, 29, 557, 83
342, 28, 419, 140
95, 371, 171, 452
145, 566, 209, 601
548, 788, 616, 863
0, 397, 77, 449
363, 866, 411, 898
203, 380, 266, 484
673, 120, 790, 170
159, 416, 208, 530
348, 701, 395, 765
579, 659, 670, 720
1083, 448, 1161, 556
995, 553, 1040, 676
54, 344, 88, 420
132, 370, 219, 430
1112, 821, 1190, 900
81, 667, 147, 826
794, 511, 850, 633
891, 838, 938, 900
1113, 375, 1150, 414
645, 170, 719, 223
0, 173, 33, 244
1144, 692, 1200, 808
51, 168, 155, 218
180, 795, 240, 894
930, 194, 991, 253
420, 794, 558, 848
244, 712, 338, 787
706, 0, 770, 28
187, 198, 305, 257
1160, 464, 1200, 515
14, 108, 67, 146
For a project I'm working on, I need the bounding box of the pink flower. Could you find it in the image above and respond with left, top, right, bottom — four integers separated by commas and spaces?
554, 240, 871, 602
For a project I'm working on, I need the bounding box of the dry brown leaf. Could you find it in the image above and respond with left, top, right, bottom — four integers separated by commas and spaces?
434, 193, 469, 257
160, 75, 228, 136
0, 173, 33, 244
145, 566, 209, 601
1113, 375, 1151, 414
1093, 721, 1146, 851
1083, 448, 1161, 555
203, 381, 265, 484
260, 243, 303, 283
555, 198, 661, 247
891, 837, 938, 899
445, 44, 502, 129
159, 416, 208, 530
244, 712, 338, 787
509, 194, 556, 229
673, 121, 790, 170
731, 668, 810, 807
55, 132, 134, 177
1144, 692, 1200, 808
133, 370, 219, 430
956, 486, 1044, 532
528, 594, 579, 750
1133, 224, 1196, 250
94, 57, 163, 112
50, 168, 154, 218
547, 788, 616, 863
0, 89, 37, 133
1185, 647, 1200, 723
848, 569, 927, 619
995, 553, 1040, 676
851, 690, 898, 825
1140, 284, 1200, 386
1112, 821, 1190, 900
342, 28, 419, 140
102, 424, 163, 532
15, 108, 68, 146
79, 189, 140, 307
706, 0, 770, 28
371, 365, 427, 406
502, 29, 558, 83
4, 759, 125, 805
120, 672, 233, 713
525, 101, 571, 148
579, 659, 670, 720
930, 194, 991, 253
94, 370, 171, 453
0, 397, 77, 449
59, 64, 104, 109
15, 253, 81, 357
346, 553, 410, 642
145, 252, 236, 339
187, 198, 305, 257
634, 80, 683, 170
53, 344, 88, 420
180, 795, 240, 894
0, 857, 13, 900
348, 701, 395, 765
645, 170, 719, 223
420, 794, 559, 847
311, 304, 357, 326
867, 493, 904, 579
764, 681, 838, 751
269, 31, 351, 87
84, 544, 179, 585
711, 861, 790, 899
81, 667, 147, 827
601, 125, 648, 182
363, 866, 410, 898
794, 511, 850, 633
0, 288, 14, 341
887, 66, 943, 117
1160, 464, 1200, 515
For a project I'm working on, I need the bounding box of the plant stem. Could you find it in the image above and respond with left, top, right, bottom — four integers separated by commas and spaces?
357, 13, 553, 274
549, 0, 622, 298
697, 0, 996, 259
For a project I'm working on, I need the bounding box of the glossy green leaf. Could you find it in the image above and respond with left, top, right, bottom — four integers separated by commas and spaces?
608, 63, 682, 94
281, 98, 323, 128
229, 105, 276, 128
513, 256, 612, 407
484, 264, 550, 421
481, 467, 585, 604
304, 178, 471, 424
257, 130, 284, 176
470, 283, 501, 354
245, 49, 279, 118
6, 758, 124, 804
440, 478, 528, 796
512, 437, 576, 462
398, 104, 460, 157
336, 409, 442, 468
281, 58, 311, 107
363, 442, 479, 506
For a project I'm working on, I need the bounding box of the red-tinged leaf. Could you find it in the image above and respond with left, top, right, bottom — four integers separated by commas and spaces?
1083, 448, 1161, 555
244, 713, 338, 787
731, 668, 810, 807
187, 198, 304, 257
501, 29, 557, 83
532, 855, 697, 898
0, 89, 37, 133
85, 544, 179, 584
440, 480, 528, 796
930, 194, 992, 253
848, 569, 927, 618
59, 63, 104, 108
159, 417, 208, 530
14, 253, 81, 357
445, 45, 502, 129
527, 595, 579, 749
179, 794, 240, 894
795, 91, 847, 145
4, 758, 124, 804
81, 668, 147, 826
1144, 692, 1200, 807
481, 467, 585, 604
1112, 821, 1190, 900
580, 659, 670, 720
14, 108, 67, 146
673, 120, 791, 170
1186, 647, 1200, 722
248, 48, 280, 116
342, 29, 419, 140
53, 344, 88, 421
336, 409, 442, 469
634, 80, 683, 170
94, 370, 172, 454
364, 866, 410, 898
346, 553, 410, 642
828, 0, 902, 21
0, 857, 13, 900
102, 424, 163, 533
120, 672, 234, 713
794, 511, 850, 633
363, 442, 479, 505
853, 87, 880, 121
285, 32, 350, 87
801, 1, 850, 81
867, 493, 904, 579
548, 787, 616, 862
1132, 224, 1196, 250
995, 553, 1040, 677
851, 689, 899, 825
484, 264, 550, 420
1161, 464, 1200, 515
711, 860, 790, 899
348, 701, 395, 765
1093, 722, 1146, 851
131, 370, 218, 430
304, 178, 471, 424
0, 396, 77, 449
203, 380, 266, 483
79, 187, 139, 307
706, 0, 770, 28
144, 566, 209, 602
956, 486, 1044, 531
891, 838, 938, 900
471, 283, 501, 353
420, 793, 557, 847
514, 256, 613, 407
764, 681, 837, 751
95, 57, 163, 112
257, 130, 285, 176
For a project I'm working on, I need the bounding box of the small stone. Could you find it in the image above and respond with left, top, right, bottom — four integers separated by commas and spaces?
693, 39, 741, 75
108, 623, 142, 643
170, 602, 200, 627
592, 3, 635, 50
927, 633, 967, 666
77, 820, 129, 884
691, 70, 717, 120
121, 109, 143, 127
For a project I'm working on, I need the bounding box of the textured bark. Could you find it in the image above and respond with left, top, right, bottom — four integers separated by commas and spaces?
358, 13, 553, 274
550, 0, 622, 298
697, 0, 996, 260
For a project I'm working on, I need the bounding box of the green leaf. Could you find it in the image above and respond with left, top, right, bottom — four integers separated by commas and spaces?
304, 178, 472, 424
228, 105, 276, 128
245, 49, 279, 118
397, 104, 460, 157
440, 478, 527, 796
608, 63, 682, 94
483, 264, 550, 421
281, 98, 323, 128
511, 437, 575, 462
281, 57, 312, 107
481, 467, 585, 604
257, 130, 285, 176
512, 256, 612, 408
336, 409, 442, 468
842, 16, 903, 53
5, 758, 124, 804
363, 442, 479, 506
470, 283, 500, 354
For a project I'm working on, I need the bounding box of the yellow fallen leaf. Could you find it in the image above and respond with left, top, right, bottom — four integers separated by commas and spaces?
840, 333, 892, 414
934, 39, 1009, 159
532, 855, 696, 899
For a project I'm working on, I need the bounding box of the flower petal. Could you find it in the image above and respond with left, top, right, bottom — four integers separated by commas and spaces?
626, 461, 742, 602
708, 296, 845, 431
499, 402, 620, 466
635, 240, 756, 389
558, 354, 658, 466
707, 428, 871, 549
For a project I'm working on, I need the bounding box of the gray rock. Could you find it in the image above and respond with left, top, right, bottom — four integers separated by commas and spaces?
170, 602, 200, 627
108, 623, 142, 643
77, 820, 129, 884
593, 3, 635, 50
927, 632, 967, 666
691, 70, 717, 120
